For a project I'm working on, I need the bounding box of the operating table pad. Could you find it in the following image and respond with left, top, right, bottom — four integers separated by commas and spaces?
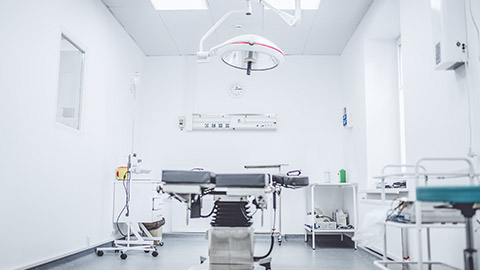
272, 174, 309, 187
215, 174, 266, 188
162, 170, 215, 184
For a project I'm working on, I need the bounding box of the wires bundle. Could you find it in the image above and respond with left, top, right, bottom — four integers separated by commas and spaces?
386, 199, 412, 222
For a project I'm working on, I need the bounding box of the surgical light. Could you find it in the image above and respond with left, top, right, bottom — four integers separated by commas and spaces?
215, 34, 285, 75
197, 0, 301, 75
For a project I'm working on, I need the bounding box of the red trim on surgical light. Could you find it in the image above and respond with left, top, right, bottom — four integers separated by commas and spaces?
231, 42, 285, 56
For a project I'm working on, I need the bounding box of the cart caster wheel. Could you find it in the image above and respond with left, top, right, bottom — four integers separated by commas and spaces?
115, 250, 119, 253
120, 253, 127, 260
278, 242, 282, 246
152, 251, 158, 257
159, 242, 164, 247
144, 250, 150, 253
96, 250, 104, 257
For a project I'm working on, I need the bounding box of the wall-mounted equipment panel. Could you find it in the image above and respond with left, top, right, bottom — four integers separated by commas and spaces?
192, 114, 277, 131
431, 0, 467, 70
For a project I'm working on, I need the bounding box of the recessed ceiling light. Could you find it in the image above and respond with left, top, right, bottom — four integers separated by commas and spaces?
265, 0, 321, 10
151, 0, 207, 11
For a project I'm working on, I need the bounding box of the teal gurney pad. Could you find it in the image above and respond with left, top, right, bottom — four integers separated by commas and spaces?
416, 186, 480, 203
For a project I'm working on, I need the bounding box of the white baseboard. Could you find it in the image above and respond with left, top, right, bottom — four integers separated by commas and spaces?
16, 238, 115, 270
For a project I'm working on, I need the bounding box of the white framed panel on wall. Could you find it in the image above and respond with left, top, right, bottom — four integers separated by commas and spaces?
54, 30, 87, 132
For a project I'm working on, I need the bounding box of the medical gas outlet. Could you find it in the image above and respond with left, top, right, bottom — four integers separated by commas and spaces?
192, 113, 277, 131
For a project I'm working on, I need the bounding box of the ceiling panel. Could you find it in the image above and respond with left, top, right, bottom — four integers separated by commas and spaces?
207, 0, 264, 43
365, 0, 400, 39
103, 0, 153, 8
159, 10, 216, 55
103, 0, 377, 56
263, 10, 316, 55
109, 7, 180, 55
303, 0, 373, 55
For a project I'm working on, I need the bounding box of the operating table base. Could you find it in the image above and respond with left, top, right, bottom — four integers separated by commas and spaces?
187, 227, 273, 270
188, 258, 272, 270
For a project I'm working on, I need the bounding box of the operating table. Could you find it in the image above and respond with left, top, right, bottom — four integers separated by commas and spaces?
161, 170, 309, 270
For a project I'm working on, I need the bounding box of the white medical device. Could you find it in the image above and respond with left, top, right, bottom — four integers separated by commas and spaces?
431, 0, 468, 70
192, 113, 278, 131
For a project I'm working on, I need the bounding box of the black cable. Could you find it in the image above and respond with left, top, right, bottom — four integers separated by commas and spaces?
200, 204, 216, 218
253, 233, 274, 261
250, 201, 259, 216
116, 204, 128, 237
272, 196, 277, 230
316, 215, 334, 222
122, 171, 131, 216
116, 170, 131, 237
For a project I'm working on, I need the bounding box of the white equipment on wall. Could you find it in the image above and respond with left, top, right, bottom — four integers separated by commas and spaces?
192, 113, 278, 131
431, 0, 468, 70
197, 0, 301, 75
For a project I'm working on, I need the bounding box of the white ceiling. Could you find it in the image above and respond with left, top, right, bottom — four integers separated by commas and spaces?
102, 0, 374, 56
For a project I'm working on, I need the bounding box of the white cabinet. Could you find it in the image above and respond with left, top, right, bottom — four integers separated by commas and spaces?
113, 180, 164, 223
304, 183, 358, 250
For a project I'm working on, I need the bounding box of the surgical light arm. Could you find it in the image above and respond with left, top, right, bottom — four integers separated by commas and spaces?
197, 0, 301, 62
259, 0, 301, 27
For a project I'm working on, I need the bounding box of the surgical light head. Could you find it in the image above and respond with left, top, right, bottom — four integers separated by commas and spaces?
216, 35, 285, 75
197, 0, 301, 75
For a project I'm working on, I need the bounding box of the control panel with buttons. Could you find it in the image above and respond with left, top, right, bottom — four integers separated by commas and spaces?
192, 114, 278, 131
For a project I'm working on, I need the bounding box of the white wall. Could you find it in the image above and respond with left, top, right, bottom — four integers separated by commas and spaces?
400, 0, 480, 165
0, 1, 145, 269
341, 0, 401, 190
342, 0, 480, 267
340, 0, 405, 258
399, 0, 480, 267
135, 55, 346, 234
364, 39, 401, 186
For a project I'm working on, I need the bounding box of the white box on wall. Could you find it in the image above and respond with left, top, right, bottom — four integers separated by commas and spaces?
431, 0, 467, 70
192, 113, 278, 131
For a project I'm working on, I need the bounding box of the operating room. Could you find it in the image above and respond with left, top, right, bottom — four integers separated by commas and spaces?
1, 0, 480, 269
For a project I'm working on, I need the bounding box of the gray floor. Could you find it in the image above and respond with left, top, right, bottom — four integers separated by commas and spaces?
35, 234, 379, 270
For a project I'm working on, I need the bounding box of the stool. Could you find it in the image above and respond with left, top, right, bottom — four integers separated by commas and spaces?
417, 186, 480, 270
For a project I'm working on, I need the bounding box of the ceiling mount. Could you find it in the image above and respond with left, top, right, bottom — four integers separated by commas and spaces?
197, 0, 301, 75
